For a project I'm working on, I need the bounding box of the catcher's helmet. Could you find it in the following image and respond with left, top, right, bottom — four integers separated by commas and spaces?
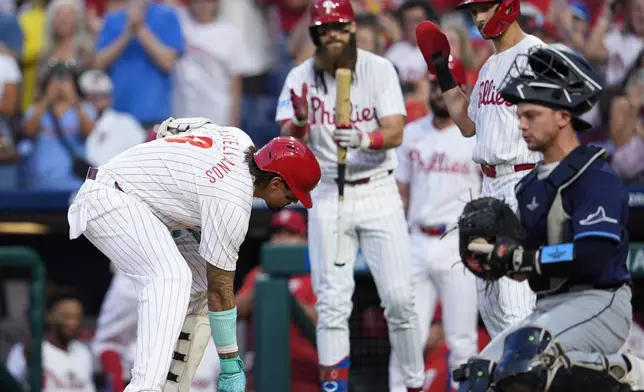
253, 137, 321, 209
309, 0, 355, 46
456, 0, 519, 38
499, 44, 603, 130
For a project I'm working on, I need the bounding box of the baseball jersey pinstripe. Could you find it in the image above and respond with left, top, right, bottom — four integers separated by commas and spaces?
468, 34, 544, 166
467, 35, 544, 338
276, 49, 425, 389
275, 49, 407, 181
99, 124, 254, 271
390, 115, 480, 391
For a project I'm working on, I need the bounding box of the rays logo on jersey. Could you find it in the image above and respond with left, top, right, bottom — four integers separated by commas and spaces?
278, 98, 291, 108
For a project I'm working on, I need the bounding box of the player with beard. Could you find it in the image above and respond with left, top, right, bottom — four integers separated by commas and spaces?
275, 1, 425, 391
392, 58, 481, 392
6, 288, 96, 392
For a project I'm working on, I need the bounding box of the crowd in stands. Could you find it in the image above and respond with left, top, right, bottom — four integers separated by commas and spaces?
0, 0, 641, 193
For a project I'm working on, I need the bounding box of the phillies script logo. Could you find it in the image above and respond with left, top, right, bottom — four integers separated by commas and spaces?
310, 96, 376, 125
408, 151, 472, 174
477, 80, 513, 108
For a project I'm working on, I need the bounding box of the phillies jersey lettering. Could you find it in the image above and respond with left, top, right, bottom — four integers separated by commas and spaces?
99, 124, 254, 271
468, 35, 544, 166
395, 115, 481, 228
309, 96, 377, 125
408, 151, 473, 174
477, 80, 513, 108
276, 49, 407, 181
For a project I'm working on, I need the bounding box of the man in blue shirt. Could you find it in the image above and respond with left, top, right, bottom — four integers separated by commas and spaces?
95, 0, 184, 128
452, 44, 642, 391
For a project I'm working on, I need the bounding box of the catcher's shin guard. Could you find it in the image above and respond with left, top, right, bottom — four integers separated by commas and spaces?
454, 358, 497, 391
163, 314, 211, 392
493, 326, 555, 391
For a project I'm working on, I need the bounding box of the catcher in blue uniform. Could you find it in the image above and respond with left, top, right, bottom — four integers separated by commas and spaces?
453, 44, 642, 392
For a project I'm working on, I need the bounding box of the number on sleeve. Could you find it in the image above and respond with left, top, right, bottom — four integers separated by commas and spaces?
165, 135, 213, 149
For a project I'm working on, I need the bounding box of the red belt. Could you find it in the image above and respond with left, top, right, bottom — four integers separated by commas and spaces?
480, 163, 536, 178
419, 224, 446, 237
86, 167, 124, 192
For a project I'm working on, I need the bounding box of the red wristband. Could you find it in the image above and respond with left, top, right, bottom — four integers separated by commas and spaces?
368, 130, 384, 150
100, 350, 125, 392
283, 120, 309, 138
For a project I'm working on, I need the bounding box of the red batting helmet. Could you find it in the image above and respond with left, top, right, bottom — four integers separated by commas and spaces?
253, 137, 321, 209
455, 0, 519, 38
309, 0, 355, 46
310, 0, 355, 26
429, 56, 468, 88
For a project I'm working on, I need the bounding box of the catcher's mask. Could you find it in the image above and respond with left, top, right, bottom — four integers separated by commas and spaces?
499, 44, 603, 131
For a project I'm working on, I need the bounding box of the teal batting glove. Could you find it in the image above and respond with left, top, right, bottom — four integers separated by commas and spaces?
217, 356, 246, 392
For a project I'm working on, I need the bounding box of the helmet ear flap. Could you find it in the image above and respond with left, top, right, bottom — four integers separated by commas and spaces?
480, 0, 520, 38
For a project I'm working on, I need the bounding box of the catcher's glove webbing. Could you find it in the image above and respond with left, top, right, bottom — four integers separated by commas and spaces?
458, 197, 527, 281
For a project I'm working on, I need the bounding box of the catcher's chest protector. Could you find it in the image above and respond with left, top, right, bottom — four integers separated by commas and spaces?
515, 145, 607, 294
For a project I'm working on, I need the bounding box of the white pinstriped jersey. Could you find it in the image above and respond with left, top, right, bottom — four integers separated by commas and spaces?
395, 115, 481, 227
276, 49, 407, 181
100, 124, 254, 271
469, 35, 544, 165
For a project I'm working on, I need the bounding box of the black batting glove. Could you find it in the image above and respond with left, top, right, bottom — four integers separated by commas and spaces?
432, 52, 457, 93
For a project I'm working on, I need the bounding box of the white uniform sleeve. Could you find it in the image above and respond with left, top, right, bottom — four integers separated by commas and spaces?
394, 126, 412, 184
375, 60, 407, 118
199, 198, 250, 271
6, 343, 27, 382
275, 68, 304, 123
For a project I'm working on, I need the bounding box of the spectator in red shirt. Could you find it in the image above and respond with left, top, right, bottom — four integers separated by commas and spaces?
237, 209, 319, 392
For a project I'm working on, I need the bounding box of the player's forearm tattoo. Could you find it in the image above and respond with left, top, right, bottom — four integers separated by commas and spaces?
206, 264, 236, 312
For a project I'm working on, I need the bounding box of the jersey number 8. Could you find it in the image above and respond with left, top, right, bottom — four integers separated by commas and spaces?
164, 135, 213, 149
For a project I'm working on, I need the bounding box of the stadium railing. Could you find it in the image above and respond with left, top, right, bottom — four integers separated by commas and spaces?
0, 247, 45, 392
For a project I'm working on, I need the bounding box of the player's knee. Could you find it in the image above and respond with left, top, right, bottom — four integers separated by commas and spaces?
453, 358, 497, 392
315, 298, 351, 329
381, 288, 415, 325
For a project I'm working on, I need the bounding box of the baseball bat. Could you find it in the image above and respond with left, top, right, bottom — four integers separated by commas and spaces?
468, 243, 494, 253
334, 68, 351, 267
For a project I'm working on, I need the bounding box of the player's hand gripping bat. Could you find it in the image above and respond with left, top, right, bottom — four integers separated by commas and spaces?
334, 68, 351, 267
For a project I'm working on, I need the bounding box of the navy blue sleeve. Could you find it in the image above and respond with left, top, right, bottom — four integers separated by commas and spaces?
570, 168, 627, 243
572, 236, 618, 281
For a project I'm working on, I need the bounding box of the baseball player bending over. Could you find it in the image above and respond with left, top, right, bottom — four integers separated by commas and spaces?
275, 1, 425, 390
390, 58, 481, 392
68, 117, 321, 392
416, 0, 545, 337
453, 44, 641, 392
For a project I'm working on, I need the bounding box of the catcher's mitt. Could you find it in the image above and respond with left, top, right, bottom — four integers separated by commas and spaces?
458, 197, 526, 281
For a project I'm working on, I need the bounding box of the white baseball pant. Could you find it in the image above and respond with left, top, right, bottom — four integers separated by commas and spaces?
68, 171, 211, 392
389, 229, 479, 391
477, 169, 537, 338
308, 174, 425, 388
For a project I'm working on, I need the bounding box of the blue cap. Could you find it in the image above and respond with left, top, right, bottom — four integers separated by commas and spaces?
569, 1, 590, 21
